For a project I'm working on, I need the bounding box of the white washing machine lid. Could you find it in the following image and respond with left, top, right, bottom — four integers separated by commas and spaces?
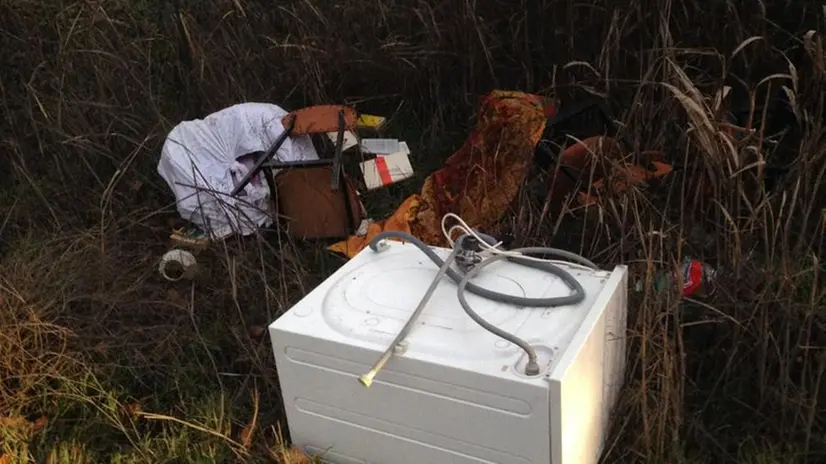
280, 241, 613, 370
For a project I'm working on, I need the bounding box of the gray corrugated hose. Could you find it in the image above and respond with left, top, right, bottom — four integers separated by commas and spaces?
368, 231, 599, 375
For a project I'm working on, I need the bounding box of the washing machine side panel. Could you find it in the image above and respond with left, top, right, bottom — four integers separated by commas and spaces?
271, 332, 551, 464
548, 266, 628, 464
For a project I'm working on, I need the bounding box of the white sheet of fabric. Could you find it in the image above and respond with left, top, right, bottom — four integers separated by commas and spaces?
158, 102, 319, 239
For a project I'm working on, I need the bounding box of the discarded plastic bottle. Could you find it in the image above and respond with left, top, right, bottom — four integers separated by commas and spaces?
635, 257, 717, 298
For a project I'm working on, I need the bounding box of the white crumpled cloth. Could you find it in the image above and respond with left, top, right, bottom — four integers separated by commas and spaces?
158, 102, 319, 239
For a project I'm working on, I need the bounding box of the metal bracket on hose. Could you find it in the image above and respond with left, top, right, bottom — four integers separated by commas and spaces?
456, 235, 483, 272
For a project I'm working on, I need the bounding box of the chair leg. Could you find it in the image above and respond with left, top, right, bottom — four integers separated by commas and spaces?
261, 167, 282, 233
340, 172, 358, 235
232, 117, 296, 197
330, 109, 346, 191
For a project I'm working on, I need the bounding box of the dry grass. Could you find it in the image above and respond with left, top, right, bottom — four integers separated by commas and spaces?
1, 0, 824, 462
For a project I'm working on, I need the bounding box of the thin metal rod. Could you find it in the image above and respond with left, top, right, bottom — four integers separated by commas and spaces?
359, 246, 461, 387
263, 158, 333, 169
330, 109, 346, 191
231, 115, 296, 197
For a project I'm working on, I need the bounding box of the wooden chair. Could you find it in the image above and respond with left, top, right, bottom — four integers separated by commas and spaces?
231, 105, 365, 240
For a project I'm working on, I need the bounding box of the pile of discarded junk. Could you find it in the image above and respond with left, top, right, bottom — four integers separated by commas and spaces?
156, 90, 674, 273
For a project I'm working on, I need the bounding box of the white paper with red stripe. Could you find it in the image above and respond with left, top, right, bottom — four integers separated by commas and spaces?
360, 142, 413, 190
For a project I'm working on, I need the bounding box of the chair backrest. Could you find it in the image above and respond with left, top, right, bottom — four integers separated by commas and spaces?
282, 105, 358, 136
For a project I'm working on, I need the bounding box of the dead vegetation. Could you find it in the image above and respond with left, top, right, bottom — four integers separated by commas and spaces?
0, 0, 824, 462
